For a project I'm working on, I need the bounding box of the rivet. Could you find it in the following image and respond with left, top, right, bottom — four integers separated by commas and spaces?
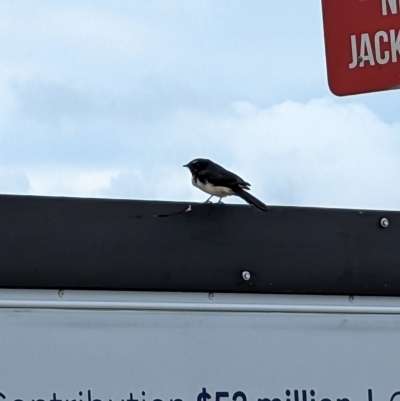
242, 271, 251, 281
380, 217, 389, 228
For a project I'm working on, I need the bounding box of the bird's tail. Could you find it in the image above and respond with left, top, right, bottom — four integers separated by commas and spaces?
235, 188, 268, 211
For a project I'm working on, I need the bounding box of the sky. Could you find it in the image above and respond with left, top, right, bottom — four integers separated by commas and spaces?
0, 0, 399, 210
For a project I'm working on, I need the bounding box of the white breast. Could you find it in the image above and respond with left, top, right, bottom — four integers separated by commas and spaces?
192, 176, 234, 197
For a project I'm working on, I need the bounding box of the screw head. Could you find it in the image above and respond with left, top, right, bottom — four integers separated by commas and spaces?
380, 217, 389, 228
242, 271, 251, 281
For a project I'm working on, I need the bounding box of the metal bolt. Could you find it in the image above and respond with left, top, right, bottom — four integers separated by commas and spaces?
58, 290, 64, 298
380, 217, 389, 228
349, 295, 354, 303
358, 56, 363, 63
242, 271, 251, 281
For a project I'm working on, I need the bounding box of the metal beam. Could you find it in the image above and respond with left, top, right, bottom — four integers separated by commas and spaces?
0, 194, 398, 296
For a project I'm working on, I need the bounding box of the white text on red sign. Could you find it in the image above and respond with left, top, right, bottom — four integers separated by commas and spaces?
349, 0, 400, 69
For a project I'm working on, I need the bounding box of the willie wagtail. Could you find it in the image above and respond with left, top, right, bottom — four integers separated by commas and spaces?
183, 158, 268, 211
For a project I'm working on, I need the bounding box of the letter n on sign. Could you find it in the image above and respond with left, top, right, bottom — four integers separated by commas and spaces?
321, 0, 400, 96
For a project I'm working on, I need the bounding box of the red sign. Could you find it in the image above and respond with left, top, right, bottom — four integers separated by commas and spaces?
321, 0, 400, 96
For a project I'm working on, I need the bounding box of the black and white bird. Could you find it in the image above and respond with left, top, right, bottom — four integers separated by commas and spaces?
183, 158, 268, 212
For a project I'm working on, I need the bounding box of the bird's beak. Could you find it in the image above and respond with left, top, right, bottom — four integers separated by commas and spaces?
183, 164, 188, 167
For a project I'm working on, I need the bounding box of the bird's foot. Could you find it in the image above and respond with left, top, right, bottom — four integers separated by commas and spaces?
217, 199, 224, 204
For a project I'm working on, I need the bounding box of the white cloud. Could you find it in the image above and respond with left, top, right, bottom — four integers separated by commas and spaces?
0, 2, 157, 94
0, 169, 30, 195
0, 0, 326, 104
104, 166, 193, 202
0, 82, 15, 121
27, 167, 120, 198
0, 2, 398, 212
0, 3, 153, 58
103, 98, 400, 210
0, 86, 400, 209
1, 91, 400, 211
220, 98, 400, 210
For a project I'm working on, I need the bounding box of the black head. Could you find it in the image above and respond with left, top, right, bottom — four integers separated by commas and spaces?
183, 158, 211, 174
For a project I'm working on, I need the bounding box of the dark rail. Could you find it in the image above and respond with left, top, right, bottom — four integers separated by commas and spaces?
0, 194, 398, 295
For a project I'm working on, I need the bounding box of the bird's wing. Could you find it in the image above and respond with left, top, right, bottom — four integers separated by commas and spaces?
197, 169, 251, 190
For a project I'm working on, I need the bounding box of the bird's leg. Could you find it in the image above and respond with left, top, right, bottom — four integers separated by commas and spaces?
204, 195, 213, 203
217, 198, 224, 204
